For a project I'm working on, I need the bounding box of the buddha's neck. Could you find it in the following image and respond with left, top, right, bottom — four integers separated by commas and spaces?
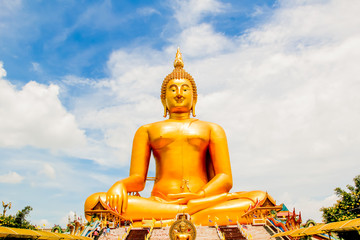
169, 112, 190, 120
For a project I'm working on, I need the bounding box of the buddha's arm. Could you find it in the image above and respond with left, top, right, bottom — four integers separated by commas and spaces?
126, 125, 151, 191
106, 125, 151, 211
201, 123, 232, 196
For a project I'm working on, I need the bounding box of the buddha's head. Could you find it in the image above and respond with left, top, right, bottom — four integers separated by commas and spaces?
179, 222, 187, 233
161, 48, 197, 117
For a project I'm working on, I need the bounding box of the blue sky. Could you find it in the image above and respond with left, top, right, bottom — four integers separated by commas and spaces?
1, 0, 360, 227
1, 0, 275, 84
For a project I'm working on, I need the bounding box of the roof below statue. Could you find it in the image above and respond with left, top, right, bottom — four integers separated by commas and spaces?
174, 47, 184, 68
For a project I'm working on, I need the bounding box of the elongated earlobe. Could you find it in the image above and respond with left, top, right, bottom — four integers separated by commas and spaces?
163, 105, 168, 118
192, 101, 197, 117
161, 98, 168, 118
192, 106, 196, 117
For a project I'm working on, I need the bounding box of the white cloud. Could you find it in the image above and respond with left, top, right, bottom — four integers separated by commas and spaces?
0, 61, 6, 78
0, 171, 24, 184
0, 77, 87, 152
173, 0, 227, 27
69, 48, 167, 165
39, 163, 56, 180
136, 7, 160, 16
31, 62, 42, 73
245, 0, 360, 48
62, 75, 94, 86
175, 24, 234, 58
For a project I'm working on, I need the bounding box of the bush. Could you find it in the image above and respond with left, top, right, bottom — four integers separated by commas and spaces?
0, 205, 35, 230
321, 175, 360, 240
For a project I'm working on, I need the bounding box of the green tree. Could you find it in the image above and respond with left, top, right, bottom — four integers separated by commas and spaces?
0, 205, 35, 229
321, 175, 360, 240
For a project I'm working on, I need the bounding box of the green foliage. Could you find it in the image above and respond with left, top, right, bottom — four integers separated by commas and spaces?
321, 175, 360, 239
321, 175, 360, 222
0, 205, 35, 230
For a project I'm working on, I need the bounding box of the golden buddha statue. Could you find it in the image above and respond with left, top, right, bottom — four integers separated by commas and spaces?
174, 222, 192, 240
84, 48, 271, 226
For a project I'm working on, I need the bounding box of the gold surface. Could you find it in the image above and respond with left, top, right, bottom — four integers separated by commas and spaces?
169, 218, 196, 240
320, 218, 360, 232
271, 218, 360, 238
84, 48, 269, 225
0, 226, 91, 240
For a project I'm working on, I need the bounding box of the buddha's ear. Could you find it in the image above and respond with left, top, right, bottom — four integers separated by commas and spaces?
161, 98, 168, 118
191, 99, 197, 117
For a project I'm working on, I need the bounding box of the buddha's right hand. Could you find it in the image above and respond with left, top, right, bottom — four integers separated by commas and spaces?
106, 181, 128, 213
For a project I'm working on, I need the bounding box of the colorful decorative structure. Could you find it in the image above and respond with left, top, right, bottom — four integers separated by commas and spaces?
283, 209, 302, 231
266, 207, 302, 236
66, 215, 85, 235
52, 213, 87, 235
241, 192, 283, 225
84, 196, 122, 228
84, 48, 277, 227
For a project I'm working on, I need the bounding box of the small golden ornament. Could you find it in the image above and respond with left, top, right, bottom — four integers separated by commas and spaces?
169, 215, 196, 240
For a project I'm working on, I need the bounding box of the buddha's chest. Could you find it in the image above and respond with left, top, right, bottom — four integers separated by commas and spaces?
149, 122, 210, 150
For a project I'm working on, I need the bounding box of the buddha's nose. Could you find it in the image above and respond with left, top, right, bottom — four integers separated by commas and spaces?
175, 94, 184, 100
174, 94, 185, 102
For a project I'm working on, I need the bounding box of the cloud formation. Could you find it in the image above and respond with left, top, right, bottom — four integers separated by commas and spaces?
173, 0, 227, 27
39, 163, 56, 180
0, 61, 6, 78
0, 75, 86, 151
0, 171, 24, 184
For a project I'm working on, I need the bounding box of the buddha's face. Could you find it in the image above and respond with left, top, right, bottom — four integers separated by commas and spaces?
165, 78, 194, 114
179, 223, 186, 232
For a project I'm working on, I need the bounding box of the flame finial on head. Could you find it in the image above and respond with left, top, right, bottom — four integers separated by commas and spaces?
174, 47, 184, 68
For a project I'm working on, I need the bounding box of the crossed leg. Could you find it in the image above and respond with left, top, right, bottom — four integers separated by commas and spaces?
84, 190, 267, 224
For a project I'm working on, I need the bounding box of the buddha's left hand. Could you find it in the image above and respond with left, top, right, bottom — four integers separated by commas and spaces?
167, 191, 204, 204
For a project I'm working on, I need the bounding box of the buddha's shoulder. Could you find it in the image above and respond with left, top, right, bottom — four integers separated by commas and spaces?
137, 119, 224, 131
135, 120, 167, 131
197, 120, 226, 132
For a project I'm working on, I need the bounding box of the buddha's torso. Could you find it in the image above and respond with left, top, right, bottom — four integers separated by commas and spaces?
146, 118, 211, 199
175, 233, 191, 240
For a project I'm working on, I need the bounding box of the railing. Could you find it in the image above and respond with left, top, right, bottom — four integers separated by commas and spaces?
214, 223, 225, 240
121, 224, 132, 240
237, 221, 252, 240
145, 227, 153, 240
265, 219, 279, 234
145, 219, 156, 240
265, 219, 291, 240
